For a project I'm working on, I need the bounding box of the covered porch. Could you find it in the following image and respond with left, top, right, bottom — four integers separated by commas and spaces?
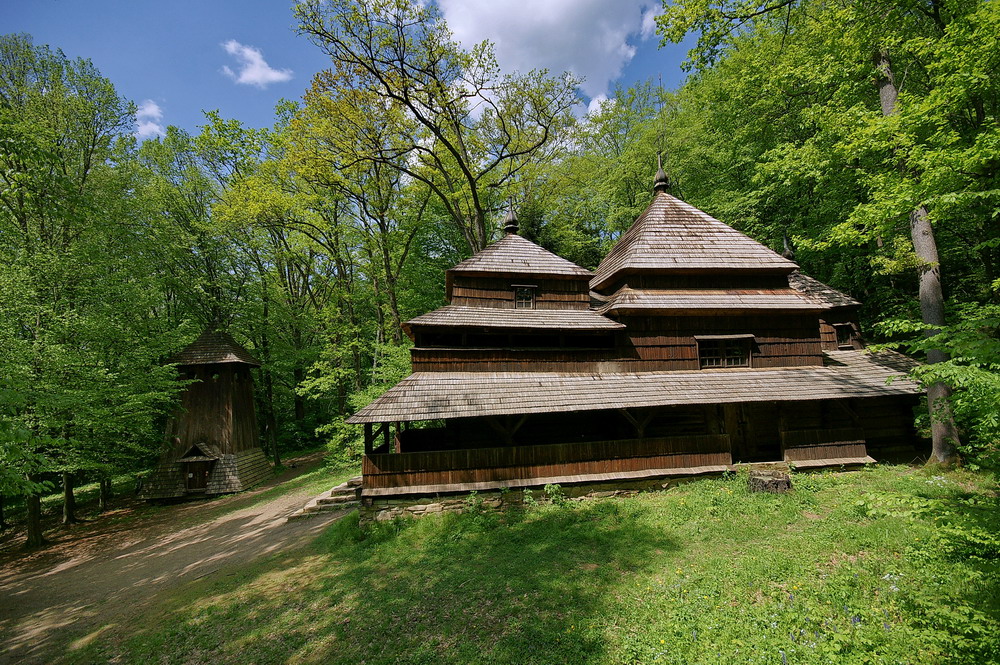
351, 351, 923, 497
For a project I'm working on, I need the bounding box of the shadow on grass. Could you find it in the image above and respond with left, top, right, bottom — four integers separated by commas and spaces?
87, 500, 677, 665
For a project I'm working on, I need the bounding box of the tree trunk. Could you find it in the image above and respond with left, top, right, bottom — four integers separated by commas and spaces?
259, 298, 281, 467
911, 206, 961, 462
293, 366, 305, 424
62, 471, 77, 525
98, 477, 112, 513
875, 47, 960, 464
0, 495, 7, 530
25, 479, 45, 548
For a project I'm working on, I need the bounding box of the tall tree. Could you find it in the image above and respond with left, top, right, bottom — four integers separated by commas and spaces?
655, 0, 998, 464
295, 0, 579, 252
0, 34, 179, 544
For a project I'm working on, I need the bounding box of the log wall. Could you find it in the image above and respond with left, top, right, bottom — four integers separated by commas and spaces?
411, 313, 825, 372
363, 434, 732, 489
165, 364, 261, 455
449, 275, 591, 310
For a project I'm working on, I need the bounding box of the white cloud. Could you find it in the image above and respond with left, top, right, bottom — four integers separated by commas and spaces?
135, 99, 165, 139
438, 0, 662, 100
587, 93, 612, 115
221, 39, 293, 88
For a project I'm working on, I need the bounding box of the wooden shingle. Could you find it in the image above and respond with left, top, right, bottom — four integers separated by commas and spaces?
406, 305, 624, 331
788, 271, 860, 308
598, 286, 824, 313
591, 193, 798, 291
347, 350, 921, 423
450, 233, 594, 278
169, 330, 260, 367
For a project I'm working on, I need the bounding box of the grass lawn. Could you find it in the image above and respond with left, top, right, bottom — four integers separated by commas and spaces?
66, 465, 999, 665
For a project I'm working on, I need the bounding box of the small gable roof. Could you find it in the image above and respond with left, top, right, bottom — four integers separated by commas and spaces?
450, 233, 593, 279
788, 271, 860, 308
170, 330, 261, 367
592, 193, 798, 290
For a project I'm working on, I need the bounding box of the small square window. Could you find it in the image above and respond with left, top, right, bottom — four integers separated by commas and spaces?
834, 324, 854, 349
699, 338, 751, 368
514, 286, 535, 309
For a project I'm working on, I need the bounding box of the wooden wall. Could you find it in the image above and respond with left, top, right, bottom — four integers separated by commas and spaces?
596, 272, 792, 294
364, 433, 732, 489
411, 313, 825, 372
164, 364, 261, 456
362, 396, 922, 491
819, 309, 864, 351
449, 275, 590, 310
623, 314, 824, 369
858, 395, 923, 461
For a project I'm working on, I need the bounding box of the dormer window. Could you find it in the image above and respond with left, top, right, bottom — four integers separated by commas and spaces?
513, 285, 536, 309
834, 323, 855, 349
696, 335, 754, 369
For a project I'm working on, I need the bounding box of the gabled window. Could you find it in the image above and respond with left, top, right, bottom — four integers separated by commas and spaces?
695, 335, 754, 369
513, 285, 536, 309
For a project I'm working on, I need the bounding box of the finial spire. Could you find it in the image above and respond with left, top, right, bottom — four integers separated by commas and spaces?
653, 154, 669, 194
782, 232, 796, 260
502, 201, 519, 235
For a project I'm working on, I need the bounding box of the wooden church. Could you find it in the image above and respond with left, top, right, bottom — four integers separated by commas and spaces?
141, 331, 271, 500
349, 170, 925, 500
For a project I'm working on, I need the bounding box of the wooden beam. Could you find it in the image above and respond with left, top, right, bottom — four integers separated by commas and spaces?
619, 408, 654, 438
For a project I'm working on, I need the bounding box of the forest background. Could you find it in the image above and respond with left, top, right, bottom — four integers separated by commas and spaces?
2, 0, 999, 547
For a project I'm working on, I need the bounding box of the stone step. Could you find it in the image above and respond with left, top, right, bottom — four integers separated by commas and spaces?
286, 477, 363, 522
317, 494, 357, 505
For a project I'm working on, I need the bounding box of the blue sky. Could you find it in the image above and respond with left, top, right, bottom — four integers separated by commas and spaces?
3, 0, 692, 139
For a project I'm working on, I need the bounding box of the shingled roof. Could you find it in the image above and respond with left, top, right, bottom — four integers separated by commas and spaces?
170, 330, 261, 367
405, 305, 624, 332
450, 233, 593, 278
591, 193, 798, 291
788, 271, 860, 308
598, 286, 824, 314
347, 350, 920, 423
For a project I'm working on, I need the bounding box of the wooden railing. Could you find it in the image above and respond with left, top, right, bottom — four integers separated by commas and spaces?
780, 427, 867, 462
363, 434, 731, 490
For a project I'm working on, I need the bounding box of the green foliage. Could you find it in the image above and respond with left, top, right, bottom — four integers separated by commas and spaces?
295, 0, 580, 252
66, 466, 1000, 665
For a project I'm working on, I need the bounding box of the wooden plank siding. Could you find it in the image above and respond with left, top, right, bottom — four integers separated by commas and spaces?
450, 276, 591, 310
410, 313, 824, 372
363, 434, 732, 489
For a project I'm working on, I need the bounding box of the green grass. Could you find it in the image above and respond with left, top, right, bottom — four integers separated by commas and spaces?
65, 466, 1000, 665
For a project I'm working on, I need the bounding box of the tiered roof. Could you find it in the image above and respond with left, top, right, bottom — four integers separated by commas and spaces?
591, 193, 797, 291
405, 305, 623, 332
170, 330, 260, 367
347, 350, 921, 423
597, 286, 823, 314
450, 233, 594, 278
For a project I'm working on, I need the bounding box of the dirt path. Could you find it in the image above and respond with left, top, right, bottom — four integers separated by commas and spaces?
0, 455, 347, 664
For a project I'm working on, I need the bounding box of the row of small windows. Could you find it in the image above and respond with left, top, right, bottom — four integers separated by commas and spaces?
698, 338, 751, 369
